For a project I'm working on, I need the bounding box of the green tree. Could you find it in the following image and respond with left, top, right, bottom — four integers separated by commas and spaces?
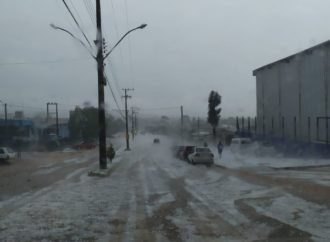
106, 115, 125, 136
69, 106, 126, 140
68, 106, 98, 140
207, 90, 221, 138
68, 106, 83, 140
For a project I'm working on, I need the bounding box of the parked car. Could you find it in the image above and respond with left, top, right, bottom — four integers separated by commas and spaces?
187, 147, 214, 166
153, 138, 160, 144
0, 147, 17, 161
73, 140, 97, 150
173, 145, 185, 158
182, 146, 195, 160
230, 138, 252, 152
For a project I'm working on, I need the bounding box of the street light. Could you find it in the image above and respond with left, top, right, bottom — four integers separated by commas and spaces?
50, 23, 148, 62
51, 23, 147, 169
50, 24, 95, 59
103, 24, 147, 60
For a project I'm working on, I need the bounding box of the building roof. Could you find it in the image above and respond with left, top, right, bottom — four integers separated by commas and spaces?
253, 39, 330, 76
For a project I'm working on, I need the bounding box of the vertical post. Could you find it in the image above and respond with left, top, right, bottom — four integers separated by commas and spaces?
308, 117, 311, 143
282, 116, 285, 140
236, 117, 240, 132
135, 112, 138, 132
242, 117, 245, 133
4, 103, 7, 138
326, 117, 329, 146
294, 116, 297, 140
254, 117, 257, 134
96, 0, 107, 169
122, 88, 133, 150
46, 103, 49, 122
316, 117, 319, 141
124, 90, 129, 150
55, 103, 59, 137
180, 105, 183, 139
248, 117, 251, 135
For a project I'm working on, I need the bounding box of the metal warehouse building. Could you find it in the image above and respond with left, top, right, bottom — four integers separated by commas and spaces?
253, 40, 330, 145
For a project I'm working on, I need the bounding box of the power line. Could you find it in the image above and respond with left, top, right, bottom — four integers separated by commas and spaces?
139, 106, 181, 111
104, 74, 125, 119
123, 0, 134, 88
83, 0, 96, 25
62, 0, 92, 48
0, 57, 93, 66
55, 0, 77, 31
107, 0, 125, 65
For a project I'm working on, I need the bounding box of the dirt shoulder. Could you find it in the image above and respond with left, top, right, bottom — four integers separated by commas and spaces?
0, 149, 97, 200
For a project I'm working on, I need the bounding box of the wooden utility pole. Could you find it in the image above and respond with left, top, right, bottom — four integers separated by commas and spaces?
96, 0, 107, 169
4, 103, 7, 139
122, 88, 133, 150
46, 103, 49, 122
180, 105, 183, 139
55, 103, 59, 137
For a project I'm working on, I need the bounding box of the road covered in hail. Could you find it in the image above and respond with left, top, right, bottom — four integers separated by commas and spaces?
0, 134, 329, 242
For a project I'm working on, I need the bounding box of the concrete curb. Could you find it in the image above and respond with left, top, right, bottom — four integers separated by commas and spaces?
88, 163, 119, 177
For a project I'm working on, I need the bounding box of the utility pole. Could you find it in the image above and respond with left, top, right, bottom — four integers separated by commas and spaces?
131, 108, 135, 140
4, 103, 7, 124
4, 103, 7, 140
122, 88, 133, 150
46, 103, 49, 122
52, 2, 147, 170
96, 0, 107, 169
180, 105, 183, 139
134, 112, 138, 133
55, 103, 59, 137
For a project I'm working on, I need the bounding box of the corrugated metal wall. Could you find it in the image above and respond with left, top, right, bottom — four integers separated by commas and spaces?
255, 43, 330, 143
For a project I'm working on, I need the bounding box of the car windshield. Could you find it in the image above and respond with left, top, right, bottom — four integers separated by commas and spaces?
0, 1, 329, 241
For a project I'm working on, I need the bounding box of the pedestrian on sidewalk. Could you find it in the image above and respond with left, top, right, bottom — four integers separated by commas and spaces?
107, 144, 115, 163
217, 141, 223, 158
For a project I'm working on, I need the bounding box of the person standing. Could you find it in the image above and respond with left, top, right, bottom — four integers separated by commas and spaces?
217, 141, 223, 158
107, 144, 115, 163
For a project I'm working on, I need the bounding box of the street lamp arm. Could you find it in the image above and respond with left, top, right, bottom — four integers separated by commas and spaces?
50, 24, 96, 59
103, 24, 147, 60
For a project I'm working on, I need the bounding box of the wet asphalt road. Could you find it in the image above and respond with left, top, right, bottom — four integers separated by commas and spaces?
0, 137, 329, 241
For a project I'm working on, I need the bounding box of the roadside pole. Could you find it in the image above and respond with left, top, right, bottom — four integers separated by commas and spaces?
180, 105, 183, 140
122, 88, 133, 150
96, 0, 107, 169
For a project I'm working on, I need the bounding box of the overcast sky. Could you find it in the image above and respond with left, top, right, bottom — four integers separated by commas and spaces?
1, 0, 330, 119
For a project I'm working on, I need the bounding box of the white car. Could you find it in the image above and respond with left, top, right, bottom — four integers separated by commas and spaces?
187, 147, 214, 166
230, 138, 252, 152
0, 147, 17, 161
